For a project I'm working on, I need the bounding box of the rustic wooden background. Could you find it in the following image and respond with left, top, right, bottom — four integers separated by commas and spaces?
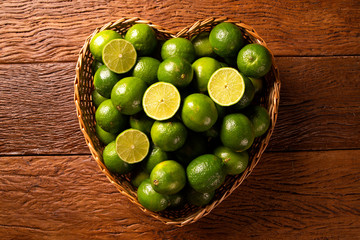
1, 0, 359, 239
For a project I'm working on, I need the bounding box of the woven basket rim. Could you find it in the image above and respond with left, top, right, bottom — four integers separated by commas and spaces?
74, 16, 281, 227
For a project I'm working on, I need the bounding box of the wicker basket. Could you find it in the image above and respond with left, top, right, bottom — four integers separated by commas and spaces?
74, 17, 280, 227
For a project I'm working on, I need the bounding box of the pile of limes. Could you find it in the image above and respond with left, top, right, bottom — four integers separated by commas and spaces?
89, 22, 272, 212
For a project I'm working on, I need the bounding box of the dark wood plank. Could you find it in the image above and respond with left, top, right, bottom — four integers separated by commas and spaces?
1, 56, 359, 155
0, 150, 359, 239
0, 0, 359, 63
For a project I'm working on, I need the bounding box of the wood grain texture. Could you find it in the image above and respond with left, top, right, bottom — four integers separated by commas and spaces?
0, 0, 359, 63
1, 56, 359, 155
0, 150, 359, 239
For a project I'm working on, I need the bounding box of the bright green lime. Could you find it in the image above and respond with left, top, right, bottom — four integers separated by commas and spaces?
157, 56, 193, 88
131, 170, 150, 188
237, 43, 272, 78
187, 154, 226, 193
186, 187, 215, 207
129, 112, 154, 135
150, 160, 186, 195
132, 57, 160, 85
95, 124, 116, 145
209, 22, 244, 58
111, 77, 147, 115
93, 65, 120, 99
191, 32, 216, 58
243, 105, 270, 137
161, 38, 196, 63
95, 99, 127, 134
150, 121, 187, 152
125, 24, 157, 56
181, 93, 218, 132
92, 89, 108, 108
234, 73, 255, 110
192, 57, 222, 92
220, 113, 255, 152
137, 179, 169, 212
103, 141, 133, 174
90, 30, 122, 61
102, 39, 137, 74
214, 146, 249, 175
143, 145, 168, 173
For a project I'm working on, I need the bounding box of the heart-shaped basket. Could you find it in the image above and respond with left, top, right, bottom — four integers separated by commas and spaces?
74, 17, 280, 227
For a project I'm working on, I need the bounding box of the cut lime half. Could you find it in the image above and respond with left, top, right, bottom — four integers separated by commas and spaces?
115, 129, 150, 164
102, 39, 137, 74
207, 67, 245, 106
142, 82, 181, 121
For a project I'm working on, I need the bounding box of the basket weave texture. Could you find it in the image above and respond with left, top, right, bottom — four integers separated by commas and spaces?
74, 17, 280, 227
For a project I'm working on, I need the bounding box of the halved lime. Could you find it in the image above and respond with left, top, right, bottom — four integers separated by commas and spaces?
115, 129, 150, 164
208, 67, 245, 106
102, 39, 137, 74
142, 82, 181, 121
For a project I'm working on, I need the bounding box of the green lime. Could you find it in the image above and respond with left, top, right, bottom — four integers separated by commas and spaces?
233, 73, 255, 110
132, 57, 160, 85
90, 30, 122, 61
142, 82, 181, 121
186, 187, 215, 207
115, 129, 150, 164
249, 77, 263, 94
219, 62, 228, 68
92, 60, 104, 74
131, 170, 150, 188
95, 124, 116, 145
175, 131, 207, 166
103, 141, 133, 174
208, 67, 245, 106
129, 112, 154, 135
191, 32, 216, 58
92, 89, 108, 108
214, 146, 249, 175
150, 160, 186, 195
237, 43, 272, 78
93, 65, 120, 99
125, 24, 157, 56
111, 77, 147, 115
192, 57, 222, 92
150, 120, 187, 152
209, 22, 244, 58
161, 38, 196, 63
181, 93, 218, 132
167, 191, 186, 209
102, 39, 137, 74
143, 145, 168, 173
157, 56, 193, 88
95, 99, 127, 134
243, 105, 270, 137
187, 154, 226, 193
220, 113, 255, 152
137, 179, 169, 212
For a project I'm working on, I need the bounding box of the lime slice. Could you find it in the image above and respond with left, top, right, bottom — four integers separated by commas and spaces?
142, 82, 181, 121
102, 39, 137, 74
115, 129, 150, 164
207, 67, 245, 106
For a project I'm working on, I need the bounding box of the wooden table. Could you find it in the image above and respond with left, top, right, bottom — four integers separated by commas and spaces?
1, 1, 359, 239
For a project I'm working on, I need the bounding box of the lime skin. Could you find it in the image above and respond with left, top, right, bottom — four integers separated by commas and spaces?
214, 146, 249, 175
181, 93, 218, 132
137, 179, 169, 212
150, 121, 188, 152
95, 99, 127, 134
103, 141, 134, 175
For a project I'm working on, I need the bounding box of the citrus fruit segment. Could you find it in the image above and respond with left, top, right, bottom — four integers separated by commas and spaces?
115, 129, 150, 164
142, 82, 181, 121
208, 67, 245, 106
102, 39, 137, 74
